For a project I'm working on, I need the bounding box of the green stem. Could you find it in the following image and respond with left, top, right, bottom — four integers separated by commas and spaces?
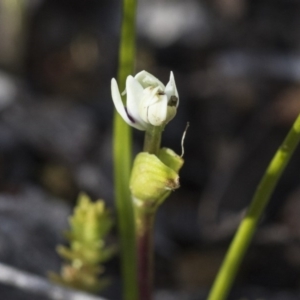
207, 114, 300, 300
143, 125, 163, 155
113, 0, 138, 299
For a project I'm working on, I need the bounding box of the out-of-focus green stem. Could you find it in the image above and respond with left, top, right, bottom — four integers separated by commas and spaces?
207, 114, 300, 300
113, 0, 138, 299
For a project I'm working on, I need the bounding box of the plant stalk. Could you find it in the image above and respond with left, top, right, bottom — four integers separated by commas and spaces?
113, 0, 138, 299
207, 114, 300, 300
131, 125, 163, 300
134, 207, 155, 300
143, 125, 163, 155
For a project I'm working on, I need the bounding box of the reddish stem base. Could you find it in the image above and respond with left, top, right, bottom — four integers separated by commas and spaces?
136, 211, 155, 300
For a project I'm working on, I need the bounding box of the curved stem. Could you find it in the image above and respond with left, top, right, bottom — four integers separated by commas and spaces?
113, 0, 138, 299
207, 114, 300, 300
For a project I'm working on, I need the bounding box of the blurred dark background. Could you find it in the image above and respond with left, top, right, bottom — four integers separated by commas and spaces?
1, 0, 300, 299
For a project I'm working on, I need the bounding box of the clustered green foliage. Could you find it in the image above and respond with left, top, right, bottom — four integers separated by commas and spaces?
49, 193, 116, 293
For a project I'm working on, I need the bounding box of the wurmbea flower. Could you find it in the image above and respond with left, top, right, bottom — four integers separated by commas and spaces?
111, 71, 179, 130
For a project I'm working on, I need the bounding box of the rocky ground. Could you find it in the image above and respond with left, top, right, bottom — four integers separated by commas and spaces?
1, 0, 300, 299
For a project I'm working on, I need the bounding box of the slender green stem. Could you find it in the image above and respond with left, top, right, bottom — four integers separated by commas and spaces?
113, 0, 138, 299
143, 125, 163, 155
207, 114, 300, 300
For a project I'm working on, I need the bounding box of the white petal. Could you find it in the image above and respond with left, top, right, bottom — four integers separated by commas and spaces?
126, 76, 148, 128
165, 71, 179, 107
147, 94, 168, 126
130, 121, 148, 130
135, 70, 165, 90
139, 86, 160, 123
111, 79, 129, 120
139, 90, 152, 124
111, 78, 146, 130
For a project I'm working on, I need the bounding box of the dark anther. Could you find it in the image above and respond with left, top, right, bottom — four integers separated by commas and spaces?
158, 91, 165, 95
168, 96, 178, 107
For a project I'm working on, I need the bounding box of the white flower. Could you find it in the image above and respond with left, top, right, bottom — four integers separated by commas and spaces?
111, 70, 179, 130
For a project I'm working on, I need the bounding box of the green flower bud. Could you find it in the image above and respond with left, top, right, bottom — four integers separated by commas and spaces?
130, 149, 183, 212
158, 147, 184, 173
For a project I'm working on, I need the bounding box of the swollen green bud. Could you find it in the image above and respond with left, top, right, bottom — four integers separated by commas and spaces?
158, 147, 184, 173
130, 149, 183, 212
